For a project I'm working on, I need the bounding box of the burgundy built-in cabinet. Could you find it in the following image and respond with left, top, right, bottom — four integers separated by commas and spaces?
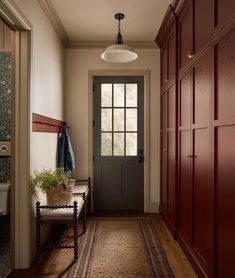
157, 0, 235, 277
160, 14, 177, 235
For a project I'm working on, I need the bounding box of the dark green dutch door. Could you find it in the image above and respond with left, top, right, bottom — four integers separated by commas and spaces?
93, 76, 144, 211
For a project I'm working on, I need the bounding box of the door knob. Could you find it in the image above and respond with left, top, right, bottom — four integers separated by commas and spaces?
187, 154, 197, 158
138, 155, 144, 163
187, 53, 194, 59
138, 149, 144, 162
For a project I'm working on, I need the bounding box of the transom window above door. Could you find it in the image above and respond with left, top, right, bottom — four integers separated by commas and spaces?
101, 83, 138, 156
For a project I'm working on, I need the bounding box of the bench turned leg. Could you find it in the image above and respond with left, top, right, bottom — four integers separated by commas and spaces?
83, 205, 86, 232
82, 192, 86, 232
73, 201, 78, 261
35, 201, 41, 262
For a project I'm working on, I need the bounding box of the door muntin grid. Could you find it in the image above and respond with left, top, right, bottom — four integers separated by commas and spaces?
101, 83, 138, 156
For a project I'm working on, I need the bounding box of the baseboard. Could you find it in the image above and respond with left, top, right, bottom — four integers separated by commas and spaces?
177, 232, 209, 278
149, 202, 160, 213
161, 213, 176, 239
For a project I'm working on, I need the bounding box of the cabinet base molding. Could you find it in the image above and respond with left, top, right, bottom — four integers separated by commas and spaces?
177, 232, 210, 278
160, 212, 176, 239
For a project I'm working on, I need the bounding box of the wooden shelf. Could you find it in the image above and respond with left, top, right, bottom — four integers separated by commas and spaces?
32, 113, 66, 133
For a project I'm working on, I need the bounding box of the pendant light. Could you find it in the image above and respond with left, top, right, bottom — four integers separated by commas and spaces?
101, 13, 138, 63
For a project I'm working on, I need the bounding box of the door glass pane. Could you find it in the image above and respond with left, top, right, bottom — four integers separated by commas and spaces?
101, 84, 112, 107
101, 109, 112, 131
114, 84, 124, 107
114, 133, 124, 156
101, 133, 112, 156
114, 109, 124, 131
126, 84, 138, 107
126, 109, 137, 131
126, 133, 137, 155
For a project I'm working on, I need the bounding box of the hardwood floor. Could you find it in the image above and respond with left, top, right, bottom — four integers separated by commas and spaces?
152, 215, 197, 278
9, 214, 197, 278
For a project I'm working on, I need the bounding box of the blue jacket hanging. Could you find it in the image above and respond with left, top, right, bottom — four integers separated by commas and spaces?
57, 126, 75, 172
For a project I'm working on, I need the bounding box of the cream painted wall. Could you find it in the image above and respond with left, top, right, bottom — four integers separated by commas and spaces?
65, 48, 160, 212
13, 0, 64, 171
11, 0, 65, 267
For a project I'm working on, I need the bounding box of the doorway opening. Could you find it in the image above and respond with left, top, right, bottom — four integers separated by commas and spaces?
0, 1, 31, 270
0, 19, 12, 275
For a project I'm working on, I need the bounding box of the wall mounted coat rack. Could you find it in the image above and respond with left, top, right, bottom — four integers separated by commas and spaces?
32, 113, 66, 133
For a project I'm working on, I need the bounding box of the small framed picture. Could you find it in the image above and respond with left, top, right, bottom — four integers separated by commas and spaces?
0, 141, 11, 156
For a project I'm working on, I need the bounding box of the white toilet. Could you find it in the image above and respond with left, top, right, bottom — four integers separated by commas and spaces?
0, 183, 10, 215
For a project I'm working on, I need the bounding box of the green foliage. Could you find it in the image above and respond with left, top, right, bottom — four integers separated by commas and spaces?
30, 168, 71, 196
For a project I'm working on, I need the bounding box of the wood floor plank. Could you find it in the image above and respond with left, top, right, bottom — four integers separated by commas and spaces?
151, 214, 197, 278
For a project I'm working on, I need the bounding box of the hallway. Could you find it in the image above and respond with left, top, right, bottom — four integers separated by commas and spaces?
0, 0, 235, 277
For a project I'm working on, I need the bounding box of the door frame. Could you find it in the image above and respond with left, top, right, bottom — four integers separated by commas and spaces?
88, 70, 150, 212
0, 0, 32, 268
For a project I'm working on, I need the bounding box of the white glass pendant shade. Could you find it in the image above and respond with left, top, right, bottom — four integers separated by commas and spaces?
101, 13, 138, 63
101, 44, 138, 63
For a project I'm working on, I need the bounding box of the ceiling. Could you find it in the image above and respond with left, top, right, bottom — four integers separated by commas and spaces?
50, 0, 172, 43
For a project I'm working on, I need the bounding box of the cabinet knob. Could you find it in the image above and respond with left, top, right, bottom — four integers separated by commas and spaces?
164, 78, 167, 83
187, 154, 197, 158
187, 53, 194, 59
163, 149, 167, 152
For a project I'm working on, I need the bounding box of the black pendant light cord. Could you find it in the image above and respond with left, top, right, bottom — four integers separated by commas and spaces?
115, 13, 124, 44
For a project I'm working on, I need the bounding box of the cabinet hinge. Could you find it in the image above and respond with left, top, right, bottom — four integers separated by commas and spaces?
93, 84, 95, 92
93, 155, 95, 162
93, 120, 95, 127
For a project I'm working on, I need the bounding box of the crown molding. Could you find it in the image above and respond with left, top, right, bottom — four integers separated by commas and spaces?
67, 41, 158, 49
155, 5, 176, 47
155, 0, 186, 47
1, 0, 32, 30
37, 0, 69, 46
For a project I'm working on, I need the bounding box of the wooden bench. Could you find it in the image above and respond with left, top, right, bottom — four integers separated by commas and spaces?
35, 178, 90, 261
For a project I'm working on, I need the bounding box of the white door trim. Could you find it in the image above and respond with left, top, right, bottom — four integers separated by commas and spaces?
88, 70, 150, 212
1, 0, 32, 268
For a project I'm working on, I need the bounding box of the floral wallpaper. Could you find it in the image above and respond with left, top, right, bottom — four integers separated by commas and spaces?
0, 158, 11, 183
0, 53, 11, 182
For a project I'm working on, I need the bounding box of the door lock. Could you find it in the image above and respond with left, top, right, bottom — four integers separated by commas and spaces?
138, 149, 144, 163
138, 155, 144, 163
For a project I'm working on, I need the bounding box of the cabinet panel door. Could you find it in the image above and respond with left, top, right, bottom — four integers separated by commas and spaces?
161, 93, 167, 129
179, 3, 193, 69
216, 29, 235, 120
161, 132, 168, 209
194, 57, 211, 124
161, 92, 168, 211
168, 85, 176, 129
193, 128, 212, 271
215, 0, 235, 27
215, 126, 235, 277
167, 85, 176, 221
179, 130, 192, 242
161, 46, 168, 86
194, 0, 212, 53
168, 29, 176, 82
180, 73, 191, 127
168, 131, 176, 220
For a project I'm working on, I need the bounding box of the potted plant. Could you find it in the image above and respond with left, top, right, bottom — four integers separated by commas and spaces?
31, 168, 73, 205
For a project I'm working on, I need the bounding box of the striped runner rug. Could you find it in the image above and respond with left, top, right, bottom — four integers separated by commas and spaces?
68, 217, 174, 278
